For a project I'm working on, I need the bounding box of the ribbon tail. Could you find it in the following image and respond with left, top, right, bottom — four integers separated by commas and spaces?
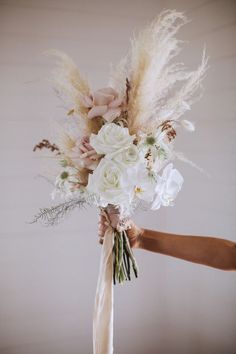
93, 228, 114, 354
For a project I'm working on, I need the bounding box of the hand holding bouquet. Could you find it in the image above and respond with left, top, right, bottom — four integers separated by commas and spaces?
32, 10, 208, 354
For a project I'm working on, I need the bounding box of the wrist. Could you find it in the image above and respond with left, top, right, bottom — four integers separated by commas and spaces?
135, 227, 145, 249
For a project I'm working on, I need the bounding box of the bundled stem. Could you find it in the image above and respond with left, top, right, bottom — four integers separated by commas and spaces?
113, 230, 138, 284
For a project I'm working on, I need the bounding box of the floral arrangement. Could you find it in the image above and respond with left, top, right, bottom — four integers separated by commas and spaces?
32, 10, 208, 354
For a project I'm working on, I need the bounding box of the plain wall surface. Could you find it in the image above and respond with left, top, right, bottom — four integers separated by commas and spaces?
0, 0, 236, 353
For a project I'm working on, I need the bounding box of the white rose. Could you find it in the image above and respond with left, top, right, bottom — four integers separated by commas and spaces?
151, 163, 184, 210
90, 123, 134, 155
113, 144, 141, 167
87, 158, 134, 207
111, 145, 146, 197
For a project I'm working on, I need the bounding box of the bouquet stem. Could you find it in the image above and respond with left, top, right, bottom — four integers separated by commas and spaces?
113, 230, 138, 284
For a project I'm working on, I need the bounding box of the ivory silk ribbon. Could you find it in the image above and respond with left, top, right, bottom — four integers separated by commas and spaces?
93, 221, 114, 354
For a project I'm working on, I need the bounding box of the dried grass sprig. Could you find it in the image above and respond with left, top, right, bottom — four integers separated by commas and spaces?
157, 49, 209, 124
30, 198, 88, 226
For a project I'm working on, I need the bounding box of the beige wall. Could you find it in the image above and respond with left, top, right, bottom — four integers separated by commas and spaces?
0, 0, 236, 353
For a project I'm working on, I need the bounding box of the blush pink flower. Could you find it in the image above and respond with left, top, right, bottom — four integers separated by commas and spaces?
78, 136, 102, 170
81, 87, 123, 122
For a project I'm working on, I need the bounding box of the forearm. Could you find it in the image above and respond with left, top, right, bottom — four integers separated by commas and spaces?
137, 228, 236, 271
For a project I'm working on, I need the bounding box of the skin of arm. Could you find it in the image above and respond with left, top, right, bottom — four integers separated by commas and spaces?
137, 227, 236, 271
98, 216, 236, 271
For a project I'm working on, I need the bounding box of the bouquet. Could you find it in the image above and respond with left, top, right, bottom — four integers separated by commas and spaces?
32, 10, 208, 354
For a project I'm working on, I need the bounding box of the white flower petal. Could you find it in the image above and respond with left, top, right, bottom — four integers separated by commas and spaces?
103, 107, 121, 122
151, 164, 184, 210
88, 105, 108, 119
181, 119, 195, 132
108, 97, 123, 108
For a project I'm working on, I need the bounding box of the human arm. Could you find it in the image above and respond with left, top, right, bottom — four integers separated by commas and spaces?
138, 228, 236, 270
98, 216, 236, 271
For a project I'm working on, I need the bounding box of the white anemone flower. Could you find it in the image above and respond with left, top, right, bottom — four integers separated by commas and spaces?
138, 129, 173, 164
52, 166, 83, 199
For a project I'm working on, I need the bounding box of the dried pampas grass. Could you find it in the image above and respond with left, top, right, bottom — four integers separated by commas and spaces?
46, 10, 208, 139
46, 49, 90, 103
45, 50, 103, 134
110, 10, 209, 134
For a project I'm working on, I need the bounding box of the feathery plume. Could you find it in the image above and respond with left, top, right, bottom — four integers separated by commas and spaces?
110, 10, 208, 135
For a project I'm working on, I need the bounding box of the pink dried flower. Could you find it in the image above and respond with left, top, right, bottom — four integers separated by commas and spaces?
81, 87, 123, 122
78, 136, 102, 170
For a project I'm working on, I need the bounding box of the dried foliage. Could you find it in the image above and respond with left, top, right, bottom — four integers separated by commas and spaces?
33, 139, 60, 154
30, 198, 88, 226
46, 49, 90, 100
160, 120, 177, 142
125, 77, 131, 104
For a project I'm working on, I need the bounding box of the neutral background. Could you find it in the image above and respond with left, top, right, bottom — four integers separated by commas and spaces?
0, 0, 236, 353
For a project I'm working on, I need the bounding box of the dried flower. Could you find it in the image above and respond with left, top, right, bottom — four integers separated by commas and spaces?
79, 136, 101, 170
33, 139, 60, 154
81, 87, 123, 122
161, 120, 177, 142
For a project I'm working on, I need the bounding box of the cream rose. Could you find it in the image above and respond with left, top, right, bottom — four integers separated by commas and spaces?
113, 144, 141, 167
87, 158, 134, 207
90, 123, 134, 155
